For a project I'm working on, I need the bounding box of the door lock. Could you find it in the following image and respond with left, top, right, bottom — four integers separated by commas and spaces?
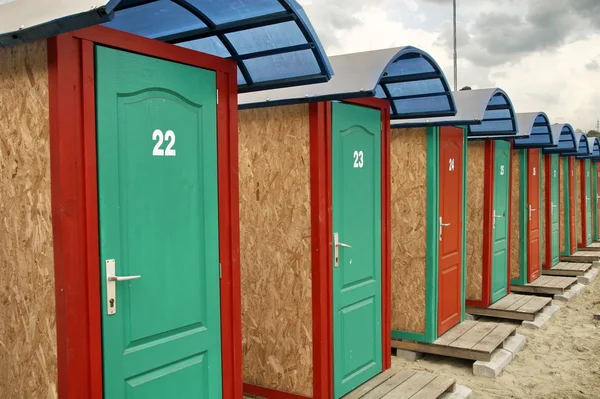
105, 259, 141, 315
333, 233, 352, 267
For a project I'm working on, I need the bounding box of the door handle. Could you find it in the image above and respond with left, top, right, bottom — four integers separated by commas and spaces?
334, 233, 351, 267
105, 259, 141, 315
529, 205, 536, 220
492, 210, 503, 229
439, 217, 451, 241
551, 202, 557, 215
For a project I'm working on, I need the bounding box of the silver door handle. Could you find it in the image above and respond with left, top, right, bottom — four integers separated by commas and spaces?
529, 205, 536, 220
336, 242, 352, 248
334, 233, 351, 267
439, 217, 450, 241
597, 195, 600, 200
493, 210, 503, 229
108, 274, 141, 282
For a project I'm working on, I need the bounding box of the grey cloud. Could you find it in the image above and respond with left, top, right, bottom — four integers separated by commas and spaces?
585, 60, 600, 72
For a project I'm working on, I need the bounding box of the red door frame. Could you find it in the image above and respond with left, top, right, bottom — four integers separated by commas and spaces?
578, 159, 589, 247
527, 149, 541, 282
47, 26, 241, 399
568, 157, 577, 253
244, 98, 391, 399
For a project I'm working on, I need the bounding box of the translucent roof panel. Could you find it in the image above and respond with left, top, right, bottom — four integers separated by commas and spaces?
239, 46, 457, 119
513, 113, 554, 149
560, 134, 590, 157
543, 124, 577, 154
0, 0, 333, 92
577, 137, 600, 160
392, 88, 518, 140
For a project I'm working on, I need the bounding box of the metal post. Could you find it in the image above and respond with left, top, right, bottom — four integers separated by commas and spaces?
453, 0, 457, 91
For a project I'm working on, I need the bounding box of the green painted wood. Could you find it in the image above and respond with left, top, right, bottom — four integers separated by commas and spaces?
593, 162, 599, 241
561, 156, 572, 256
550, 154, 560, 265
332, 102, 382, 398
425, 126, 440, 343
585, 159, 593, 245
511, 149, 529, 286
97, 46, 222, 398
491, 141, 510, 302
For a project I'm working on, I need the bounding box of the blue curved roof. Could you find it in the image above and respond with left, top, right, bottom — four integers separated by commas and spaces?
239, 46, 457, 119
392, 88, 518, 139
0, 0, 333, 93
513, 113, 554, 149
578, 137, 600, 160
543, 124, 578, 154
562, 134, 592, 157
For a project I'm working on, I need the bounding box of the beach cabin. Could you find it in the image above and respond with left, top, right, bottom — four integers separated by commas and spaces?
0, 1, 336, 397
387, 88, 521, 362
584, 138, 600, 244
237, 46, 461, 398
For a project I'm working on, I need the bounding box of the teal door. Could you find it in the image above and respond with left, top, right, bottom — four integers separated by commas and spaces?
585, 160, 593, 244
96, 47, 222, 398
332, 102, 382, 398
550, 155, 560, 265
490, 141, 510, 303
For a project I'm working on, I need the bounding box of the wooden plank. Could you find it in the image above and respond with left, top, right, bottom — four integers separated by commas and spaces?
488, 294, 523, 310
510, 284, 536, 293
449, 322, 497, 350
433, 320, 477, 346
545, 276, 567, 288
465, 305, 535, 321
516, 296, 551, 313
385, 372, 437, 399
410, 376, 456, 399
344, 368, 401, 399
532, 276, 554, 286
543, 267, 585, 277
505, 295, 534, 311
471, 323, 517, 353
361, 370, 416, 399
391, 340, 491, 362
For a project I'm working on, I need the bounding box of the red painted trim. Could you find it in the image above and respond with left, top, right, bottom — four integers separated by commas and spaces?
506, 141, 513, 294
309, 101, 332, 398
579, 160, 587, 247
244, 384, 311, 399
48, 28, 240, 399
543, 154, 552, 269
344, 96, 391, 111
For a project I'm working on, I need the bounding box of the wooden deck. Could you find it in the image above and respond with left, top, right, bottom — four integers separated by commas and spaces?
542, 262, 592, 277
343, 369, 455, 399
510, 275, 578, 295
560, 251, 600, 263
466, 293, 551, 321
579, 242, 600, 251
391, 320, 517, 362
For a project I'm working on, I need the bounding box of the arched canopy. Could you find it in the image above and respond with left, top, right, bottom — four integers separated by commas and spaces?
577, 137, 600, 159
542, 124, 578, 154
239, 46, 457, 119
562, 134, 592, 157
0, 0, 333, 93
513, 113, 554, 149
391, 88, 518, 139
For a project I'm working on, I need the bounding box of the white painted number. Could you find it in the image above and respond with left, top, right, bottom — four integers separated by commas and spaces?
449, 158, 455, 171
152, 129, 177, 157
500, 165, 505, 175
533, 167, 536, 176
353, 150, 364, 168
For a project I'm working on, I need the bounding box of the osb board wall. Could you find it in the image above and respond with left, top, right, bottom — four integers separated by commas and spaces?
239, 105, 313, 396
576, 160, 582, 244
0, 41, 57, 399
511, 151, 521, 280
466, 142, 485, 301
541, 159, 546, 264
391, 128, 427, 333
560, 158, 566, 253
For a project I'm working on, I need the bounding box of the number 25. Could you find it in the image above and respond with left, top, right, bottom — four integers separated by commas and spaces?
153, 129, 176, 156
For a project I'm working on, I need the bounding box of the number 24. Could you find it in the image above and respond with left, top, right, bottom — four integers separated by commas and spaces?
152, 129, 176, 156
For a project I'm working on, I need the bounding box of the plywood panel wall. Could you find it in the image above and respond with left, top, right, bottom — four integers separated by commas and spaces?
511, 151, 521, 280
390, 128, 427, 333
576, 160, 582, 245
0, 41, 57, 399
560, 158, 566, 253
466, 142, 485, 301
239, 105, 313, 396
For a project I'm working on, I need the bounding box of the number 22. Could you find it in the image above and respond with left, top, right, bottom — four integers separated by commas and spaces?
153, 129, 176, 156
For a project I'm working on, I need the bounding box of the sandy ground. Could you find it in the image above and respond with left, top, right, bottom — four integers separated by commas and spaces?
392, 275, 600, 399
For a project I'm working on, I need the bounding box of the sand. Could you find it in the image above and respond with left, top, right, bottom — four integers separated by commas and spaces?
392, 275, 600, 399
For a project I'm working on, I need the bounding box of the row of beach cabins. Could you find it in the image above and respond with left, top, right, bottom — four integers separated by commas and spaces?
0, 1, 598, 398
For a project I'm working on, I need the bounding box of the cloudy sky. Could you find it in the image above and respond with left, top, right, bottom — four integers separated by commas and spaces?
298, 0, 600, 131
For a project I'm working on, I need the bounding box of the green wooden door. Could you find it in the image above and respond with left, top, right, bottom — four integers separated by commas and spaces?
550, 155, 560, 265
332, 102, 382, 398
490, 141, 510, 303
96, 46, 222, 399
585, 160, 593, 245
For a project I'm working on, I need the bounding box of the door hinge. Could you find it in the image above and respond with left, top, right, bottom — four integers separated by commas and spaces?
216, 89, 219, 104
219, 262, 222, 279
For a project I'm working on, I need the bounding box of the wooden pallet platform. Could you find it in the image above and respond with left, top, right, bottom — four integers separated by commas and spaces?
466, 293, 551, 321
579, 242, 600, 251
542, 262, 592, 277
560, 251, 600, 263
343, 369, 455, 399
391, 320, 517, 362
510, 275, 578, 295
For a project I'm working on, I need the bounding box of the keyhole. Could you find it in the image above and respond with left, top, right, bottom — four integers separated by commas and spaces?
335, 256, 339, 264
109, 298, 115, 308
